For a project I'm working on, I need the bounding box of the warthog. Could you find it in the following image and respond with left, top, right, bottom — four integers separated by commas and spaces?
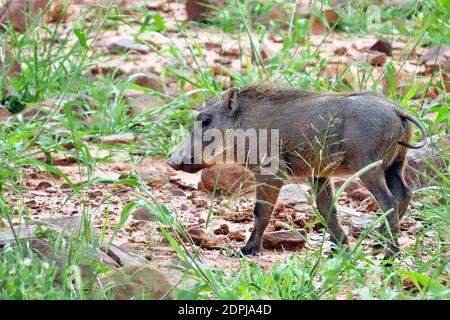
167, 84, 426, 261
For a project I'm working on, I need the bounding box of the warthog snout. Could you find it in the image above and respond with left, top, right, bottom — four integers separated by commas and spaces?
166, 155, 204, 173
166, 157, 181, 171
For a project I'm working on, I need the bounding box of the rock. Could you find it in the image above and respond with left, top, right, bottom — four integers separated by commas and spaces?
213, 224, 230, 235
407, 222, 423, 235
370, 38, 392, 56
222, 46, 241, 58
100, 244, 147, 266
257, 5, 290, 26
192, 199, 208, 207
133, 73, 162, 91
99, 132, 136, 146
228, 230, 246, 242
170, 189, 186, 197
277, 184, 309, 208
0, 105, 12, 118
47, 0, 74, 23
261, 44, 274, 62
382, 68, 416, 97
210, 64, 223, 75
146, 1, 170, 13
60, 183, 71, 190
350, 188, 370, 201
334, 47, 348, 56
320, 61, 356, 88
263, 230, 306, 250
95, 264, 173, 300
360, 198, 378, 213
348, 216, 374, 237
139, 169, 168, 186
333, 178, 363, 194
46, 187, 58, 193
294, 217, 307, 228
185, 227, 229, 248
418, 45, 450, 72
1, 0, 48, 32
169, 169, 202, 191
38, 215, 85, 235
251, 42, 275, 63
124, 89, 164, 116
405, 135, 450, 189
438, 72, 450, 93
200, 164, 255, 194
0, 49, 21, 76
132, 206, 158, 222
37, 153, 75, 166
224, 211, 253, 223
186, 227, 206, 246
185, 0, 224, 22
98, 37, 149, 54
310, 8, 340, 35
358, 51, 387, 66
34, 181, 52, 191
1, 0, 74, 31
204, 234, 231, 248
25, 199, 39, 209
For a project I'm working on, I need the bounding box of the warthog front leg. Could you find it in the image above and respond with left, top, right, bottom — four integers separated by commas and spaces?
241, 176, 284, 255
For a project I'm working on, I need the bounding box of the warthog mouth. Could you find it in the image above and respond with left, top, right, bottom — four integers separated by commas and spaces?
167, 158, 204, 173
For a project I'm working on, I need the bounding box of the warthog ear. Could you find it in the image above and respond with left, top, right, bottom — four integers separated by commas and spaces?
223, 87, 240, 116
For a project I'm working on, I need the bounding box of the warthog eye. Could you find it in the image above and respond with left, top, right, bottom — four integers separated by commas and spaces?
198, 113, 212, 126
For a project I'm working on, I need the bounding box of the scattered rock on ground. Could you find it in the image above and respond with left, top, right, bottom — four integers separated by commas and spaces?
124, 89, 164, 116
358, 51, 387, 66
350, 188, 370, 201
360, 197, 378, 213
277, 184, 309, 208
310, 7, 340, 35
334, 47, 348, 56
98, 37, 149, 54
192, 199, 208, 207
321, 61, 356, 88
333, 178, 363, 194
132, 206, 158, 222
263, 230, 306, 250
405, 135, 450, 189
407, 222, 424, 235
224, 210, 253, 223
185, 0, 224, 22
418, 45, 450, 73
35, 152, 77, 166
186, 227, 206, 246
99, 132, 136, 146
370, 38, 392, 56
228, 230, 246, 242
139, 169, 169, 186
0, 105, 12, 118
0, 49, 21, 75
349, 216, 374, 237
95, 264, 173, 300
213, 223, 230, 235
200, 164, 255, 194
205, 234, 231, 249
133, 72, 162, 91
257, 5, 290, 26
1, 0, 48, 32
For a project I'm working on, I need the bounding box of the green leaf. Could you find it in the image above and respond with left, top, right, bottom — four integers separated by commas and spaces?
73, 28, 89, 50
153, 13, 165, 31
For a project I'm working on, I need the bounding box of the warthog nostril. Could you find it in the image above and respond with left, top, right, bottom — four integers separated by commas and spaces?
167, 158, 182, 170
